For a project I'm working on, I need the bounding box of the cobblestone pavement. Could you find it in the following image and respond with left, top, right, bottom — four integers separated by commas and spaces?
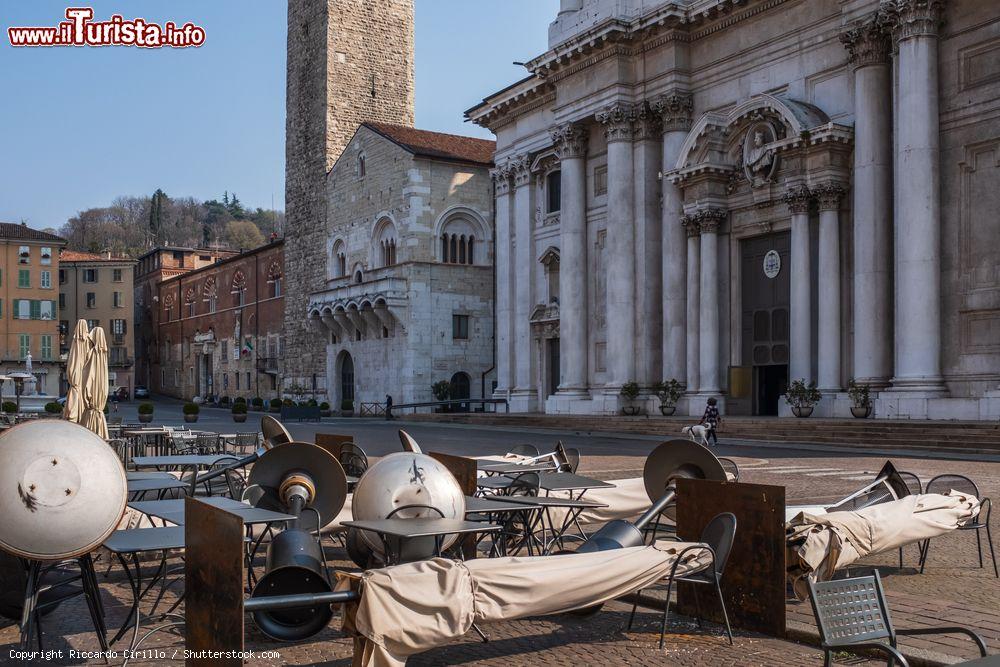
2, 426, 997, 666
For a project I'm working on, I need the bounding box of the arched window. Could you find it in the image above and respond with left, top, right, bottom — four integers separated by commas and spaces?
440, 216, 477, 265
357, 153, 366, 178
374, 219, 398, 268
353, 268, 364, 284
267, 260, 283, 298
184, 286, 196, 317
331, 239, 347, 279
231, 270, 247, 307
202, 277, 217, 313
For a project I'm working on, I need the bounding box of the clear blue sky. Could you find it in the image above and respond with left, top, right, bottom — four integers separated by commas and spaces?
0, 1, 557, 229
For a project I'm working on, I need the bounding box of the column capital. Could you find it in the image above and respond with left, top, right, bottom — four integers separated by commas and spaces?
651, 90, 694, 133
881, 0, 945, 42
491, 163, 512, 196
549, 123, 588, 159
814, 182, 847, 211
509, 154, 532, 188
783, 184, 812, 214
596, 102, 637, 143
840, 11, 893, 68
682, 214, 701, 238
696, 208, 727, 234
633, 102, 662, 141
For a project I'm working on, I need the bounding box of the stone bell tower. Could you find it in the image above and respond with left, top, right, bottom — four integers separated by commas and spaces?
283, 0, 414, 394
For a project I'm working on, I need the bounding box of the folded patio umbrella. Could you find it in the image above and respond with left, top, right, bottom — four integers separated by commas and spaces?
80, 327, 109, 439
337, 541, 713, 667
62, 319, 90, 424
547, 476, 652, 526
786, 490, 980, 599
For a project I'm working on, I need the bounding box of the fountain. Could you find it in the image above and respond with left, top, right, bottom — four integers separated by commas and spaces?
4, 352, 58, 413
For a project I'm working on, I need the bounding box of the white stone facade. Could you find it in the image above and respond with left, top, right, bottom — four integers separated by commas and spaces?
306, 124, 495, 411
468, 0, 1000, 419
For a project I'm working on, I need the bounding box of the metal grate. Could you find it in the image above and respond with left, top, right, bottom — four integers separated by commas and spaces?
810, 575, 892, 646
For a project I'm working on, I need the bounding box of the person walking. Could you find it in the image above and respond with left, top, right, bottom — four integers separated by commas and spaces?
699, 397, 722, 446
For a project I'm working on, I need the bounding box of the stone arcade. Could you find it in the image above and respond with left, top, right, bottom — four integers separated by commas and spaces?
467, 0, 1000, 419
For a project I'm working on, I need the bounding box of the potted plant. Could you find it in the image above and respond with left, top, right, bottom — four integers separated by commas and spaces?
137, 402, 154, 423
251, 396, 264, 411
44, 401, 62, 415
619, 381, 641, 416
319, 401, 331, 417
182, 402, 200, 423
269, 398, 281, 413
652, 379, 683, 416
2, 401, 16, 414
341, 398, 354, 417
231, 402, 248, 423
431, 380, 451, 412
785, 379, 821, 418
847, 380, 873, 419
219, 395, 231, 408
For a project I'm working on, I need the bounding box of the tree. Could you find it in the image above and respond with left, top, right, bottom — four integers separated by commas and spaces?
149, 189, 168, 234
224, 220, 264, 250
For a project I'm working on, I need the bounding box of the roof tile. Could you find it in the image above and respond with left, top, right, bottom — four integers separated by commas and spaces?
364, 123, 495, 166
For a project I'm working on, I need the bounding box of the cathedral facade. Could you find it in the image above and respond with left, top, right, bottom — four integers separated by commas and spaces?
467, 0, 1000, 419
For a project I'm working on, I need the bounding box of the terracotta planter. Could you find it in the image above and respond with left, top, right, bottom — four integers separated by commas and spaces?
233, 414, 247, 423
184, 414, 199, 423
851, 405, 872, 419
791, 405, 814, 418
138, 412, 153, 423
621, 405, 640, 416
659, 405, 676, 416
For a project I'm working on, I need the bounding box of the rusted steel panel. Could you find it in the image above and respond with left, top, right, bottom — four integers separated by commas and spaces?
185, 498, 245, 667
675, 479, 786, 637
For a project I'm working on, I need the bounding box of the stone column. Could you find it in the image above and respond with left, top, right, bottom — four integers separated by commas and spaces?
841, 11, 894, 388
596, 103, 637, 389
654, 92, 694, 387
550, 123, 589, 396
887, 0, 945, 391
633, 104, 662, 388
684, 216, 701, 393
784, 185, 813, 383
492, 164, 514, 396
698, 209, 725, 394
511, 155, 537, 406
816, 183, 845, 392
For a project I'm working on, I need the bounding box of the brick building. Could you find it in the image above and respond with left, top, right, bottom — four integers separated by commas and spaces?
151, 241, 284, 401
0, 223, 66, 397
59, 251, 136, 396
134, 246, 236, 389
283, 0, 415, 393
306, 123, 495, 409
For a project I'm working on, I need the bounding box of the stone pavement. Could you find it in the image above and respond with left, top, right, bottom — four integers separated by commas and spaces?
2, 433, 998, 665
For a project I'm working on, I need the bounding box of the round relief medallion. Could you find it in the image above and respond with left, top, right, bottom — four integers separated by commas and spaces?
763, 250, 781, 279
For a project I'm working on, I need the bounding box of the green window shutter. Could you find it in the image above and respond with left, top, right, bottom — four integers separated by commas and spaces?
18, 270, 30, 288
30, 300, 40, 320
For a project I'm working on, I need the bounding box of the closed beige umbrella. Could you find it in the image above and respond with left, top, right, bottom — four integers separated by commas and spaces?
80, 327, 109, 439
62, 320, 90, 424
786, 490, 980, 599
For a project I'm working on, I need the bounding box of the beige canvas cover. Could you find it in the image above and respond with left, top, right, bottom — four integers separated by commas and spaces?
337, 542, 712, 667
62, 320, 90, 424
81, 327, 109, 439
786, 490, 980, 599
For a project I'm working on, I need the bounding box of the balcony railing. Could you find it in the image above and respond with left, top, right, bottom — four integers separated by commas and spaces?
256, 356, 279, 374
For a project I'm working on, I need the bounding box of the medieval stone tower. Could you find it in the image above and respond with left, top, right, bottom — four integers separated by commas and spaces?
283, 0, 414, 393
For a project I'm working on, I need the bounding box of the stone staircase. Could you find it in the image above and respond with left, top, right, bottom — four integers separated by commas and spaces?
403, 412, 1000, 456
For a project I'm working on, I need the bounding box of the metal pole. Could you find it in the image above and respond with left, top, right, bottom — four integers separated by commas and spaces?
243, 590, 359, 612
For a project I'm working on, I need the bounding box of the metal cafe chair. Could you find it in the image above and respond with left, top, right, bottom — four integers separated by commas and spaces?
896, 471, 923, 568
718, 457, 740, 481
628, 512, 736, 649
921, 474, 997, 577
339, 442, 369, 478
507, 444, 539, 458
808, 570, 988, 667
560, 447, 581, 474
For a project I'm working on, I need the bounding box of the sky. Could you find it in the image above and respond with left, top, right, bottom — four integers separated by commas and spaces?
0, 0, 558, 230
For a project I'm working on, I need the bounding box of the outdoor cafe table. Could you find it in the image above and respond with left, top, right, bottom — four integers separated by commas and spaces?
132, 454, 239, 469
464, 495, 541, 557
127, 497, 295, 528
538, 472, 615, 500
477, 460, 556, 476
127, 477, 189, 500
501, 495, 608, 555
341, 519, 502, 565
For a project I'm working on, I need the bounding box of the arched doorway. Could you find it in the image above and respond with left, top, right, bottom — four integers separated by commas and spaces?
339, 352, 355, 409
450, 372, 470, 412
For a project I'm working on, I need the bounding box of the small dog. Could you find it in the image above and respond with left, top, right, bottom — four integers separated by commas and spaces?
681, 424, 712, 447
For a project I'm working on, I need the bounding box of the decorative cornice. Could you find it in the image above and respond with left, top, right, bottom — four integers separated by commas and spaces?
550, 123, 588, 160
682, 215, 701, 238
783, 184, 812, 214
696, 208, 727, 234
633, 102, 662, 141
651, 91, 694, 134
881, 0, 945, 42
596, 102, 638, 143
840, 11, 893, 68
814, 183, 846, 211
510, 154, 532, 188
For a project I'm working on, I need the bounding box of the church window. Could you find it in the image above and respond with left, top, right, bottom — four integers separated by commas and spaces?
452, 314, 469, 340
593, 165, 608, 197
357, 153, 366, 178
546, 170, 561, 213
374, 220, 398, 268
440, 215, 479, 265
331, 239, 347, 279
